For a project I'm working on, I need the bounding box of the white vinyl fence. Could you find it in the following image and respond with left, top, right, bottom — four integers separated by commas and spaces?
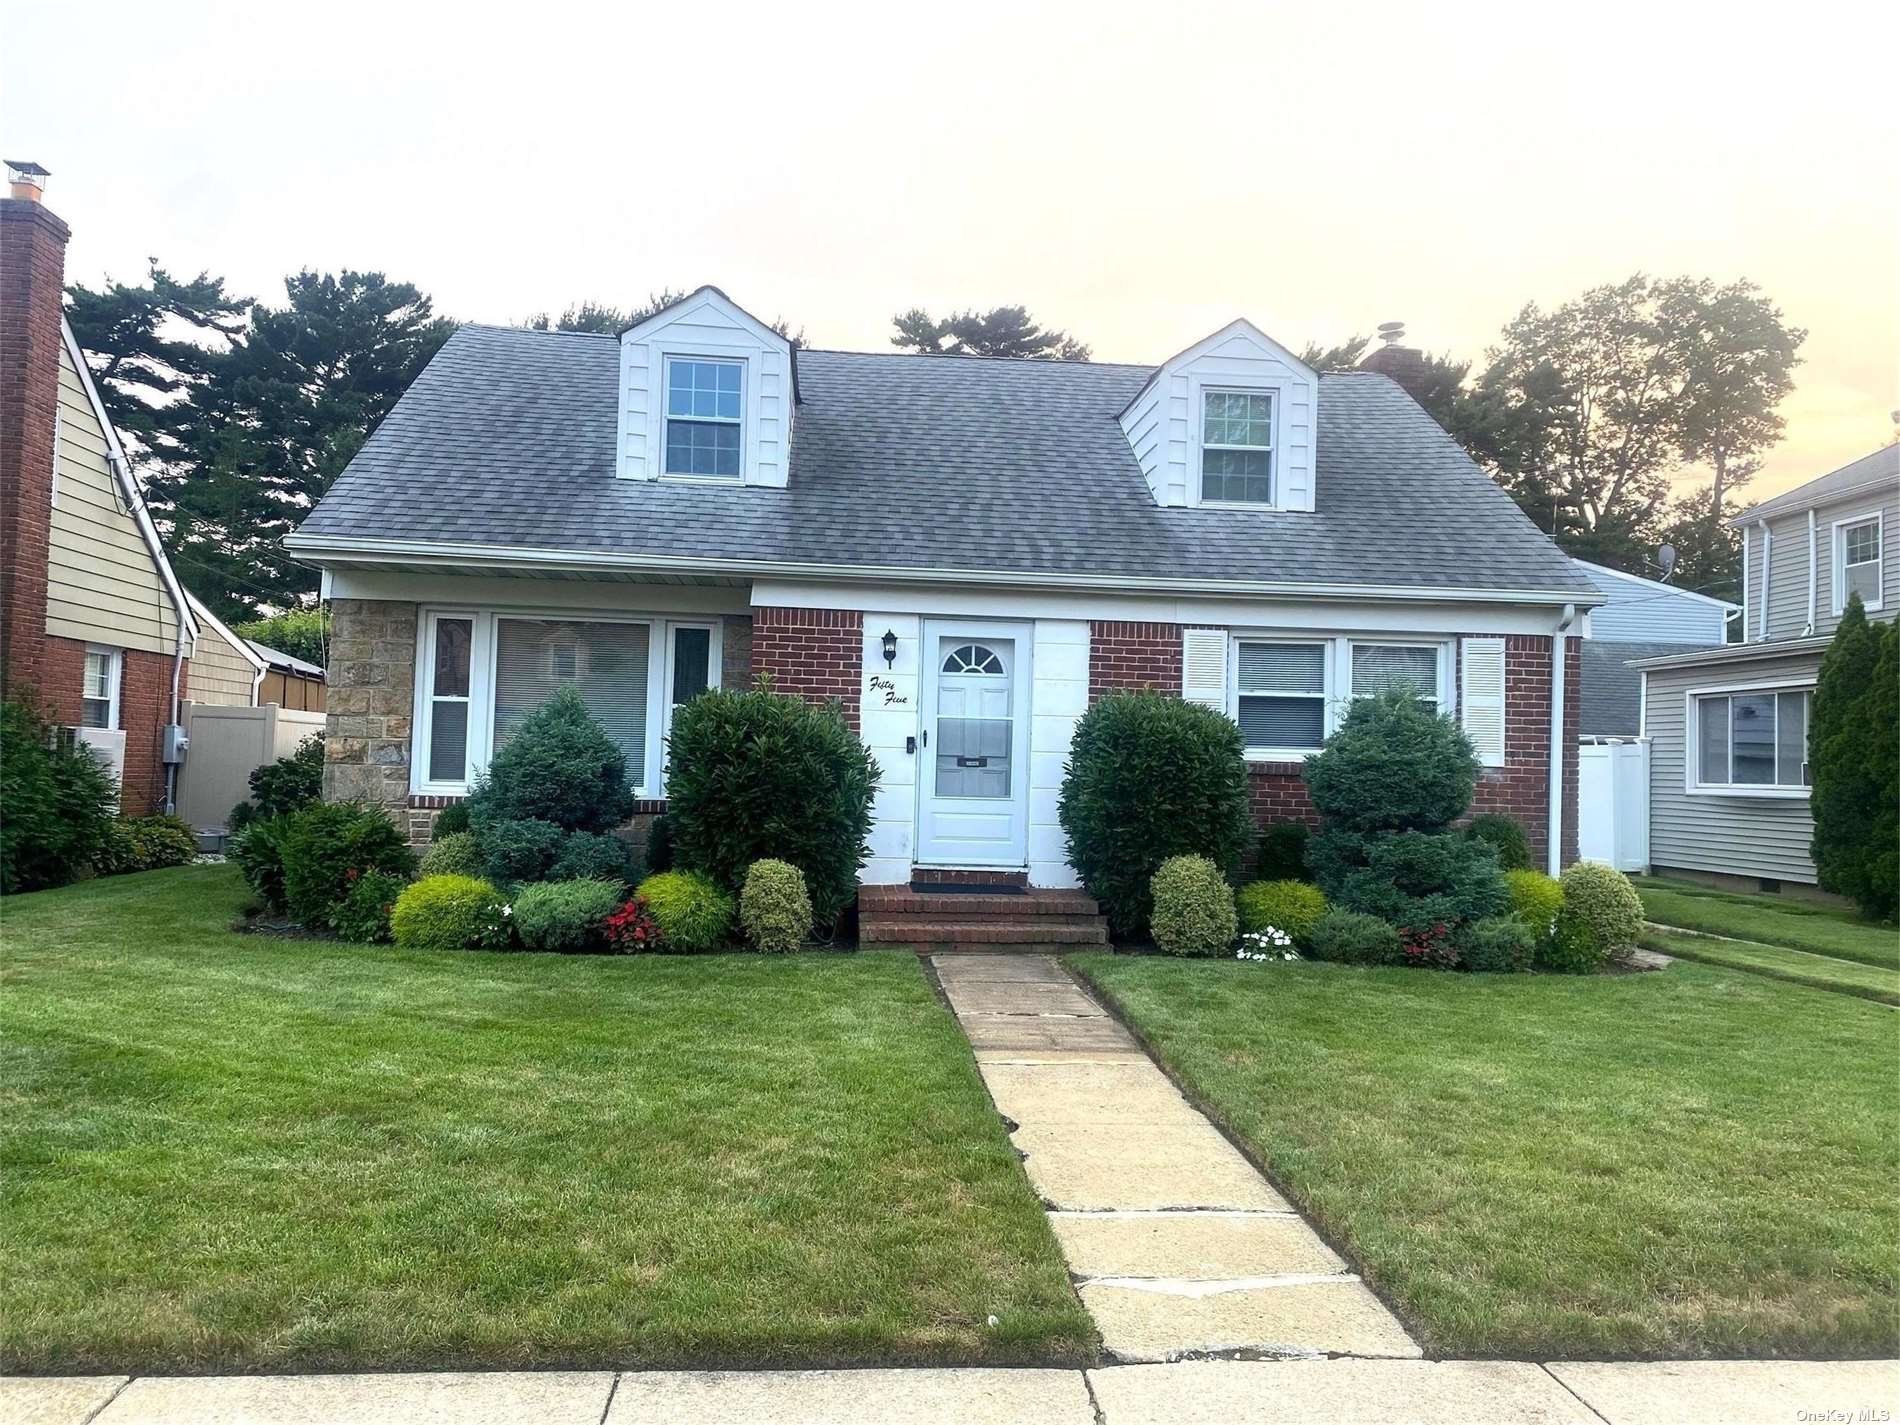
175, 701, 327, 833
1577, 740, 1649, 872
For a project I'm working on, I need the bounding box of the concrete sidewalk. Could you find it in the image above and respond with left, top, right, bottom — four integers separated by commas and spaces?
8, 1359, 1897, 1424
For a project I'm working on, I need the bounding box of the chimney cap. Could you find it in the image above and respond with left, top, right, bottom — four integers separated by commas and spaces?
5, 159, 50, 177
5, 159, 49, 201
1376, 321, 1407, 345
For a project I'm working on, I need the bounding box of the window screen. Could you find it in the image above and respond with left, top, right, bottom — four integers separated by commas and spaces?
1351, 644, 1440, 707
494, 619, 649, 781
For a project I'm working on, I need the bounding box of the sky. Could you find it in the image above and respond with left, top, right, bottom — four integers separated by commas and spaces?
6, 0, 1896, 502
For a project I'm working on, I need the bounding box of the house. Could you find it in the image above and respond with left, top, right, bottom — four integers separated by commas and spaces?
1573, 560, 1737, 739
185, 593, 328, 711
285, 286, 1603, 895
1632, 444, 1899, 890
0, 161, 198, 813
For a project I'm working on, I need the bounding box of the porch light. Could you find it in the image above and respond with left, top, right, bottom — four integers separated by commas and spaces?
881, 629, 898, 668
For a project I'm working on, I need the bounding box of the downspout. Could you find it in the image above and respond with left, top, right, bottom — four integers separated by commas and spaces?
1758, 520, 1771, 641
1805, 509, 1818, 635
1547, 603, 1578, 877
165, 600, 187, 815
1740, 526, 1751, 644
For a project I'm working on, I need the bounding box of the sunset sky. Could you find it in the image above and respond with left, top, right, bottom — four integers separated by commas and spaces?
7, 0, 1895, 502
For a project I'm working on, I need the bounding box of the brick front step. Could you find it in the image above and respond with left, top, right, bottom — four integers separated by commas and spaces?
861, 919, 1108, 946
860, 889, 1102, 919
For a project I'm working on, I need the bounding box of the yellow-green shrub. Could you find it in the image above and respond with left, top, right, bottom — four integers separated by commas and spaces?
1236, 880, 1328, 945
636, 870, 734, 954
391, 874, 510, 950
1150, 855, 1238, 956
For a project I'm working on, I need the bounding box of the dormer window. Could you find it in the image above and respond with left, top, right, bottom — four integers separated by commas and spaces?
1200, 389, 1274, 505
663, 357, 743, 478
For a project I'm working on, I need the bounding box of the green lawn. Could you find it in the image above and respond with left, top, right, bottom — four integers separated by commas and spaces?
1069, 952, 1899, 1360
1641, 927, 1900, 1005
0, 866, 1094, 1374
1634, 877, 1898, 971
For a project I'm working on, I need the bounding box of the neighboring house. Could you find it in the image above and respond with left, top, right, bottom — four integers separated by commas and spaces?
1573, 560, 1737, 738
286, 286, 1603, 889
185, 593, 328, 711
1633, 445, 1899, 889
0, 162, 198, 813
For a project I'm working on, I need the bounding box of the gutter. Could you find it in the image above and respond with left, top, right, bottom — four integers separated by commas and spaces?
1548, 602, 1579, 877
283, 532, 1607, 610
1625, 635, 1832, 672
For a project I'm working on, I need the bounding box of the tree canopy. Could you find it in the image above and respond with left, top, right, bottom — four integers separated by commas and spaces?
525, 292, 802, 344
890, 304, 1090, 360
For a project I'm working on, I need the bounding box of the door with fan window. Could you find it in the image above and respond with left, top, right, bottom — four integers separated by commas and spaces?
915, 620, 1031, 867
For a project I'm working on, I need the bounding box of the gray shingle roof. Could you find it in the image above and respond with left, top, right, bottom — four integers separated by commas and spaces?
1740, 444, 1899, 523
295, 324, 1598, 597
1579, 639, 1709, 735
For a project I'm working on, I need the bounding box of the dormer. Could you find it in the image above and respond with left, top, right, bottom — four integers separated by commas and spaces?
1117, 318, 1318, 512
616, 286, 795, 487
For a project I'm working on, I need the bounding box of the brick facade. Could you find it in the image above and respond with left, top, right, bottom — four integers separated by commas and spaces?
1084, 619, 1582, 867
752, 606, 863, 731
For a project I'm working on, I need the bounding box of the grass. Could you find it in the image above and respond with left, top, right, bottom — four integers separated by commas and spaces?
0, 865, 1094, 1374
1634, 877, 1898, 971
1068, 951, 1899, 1360
1641, 927, 1900, 1005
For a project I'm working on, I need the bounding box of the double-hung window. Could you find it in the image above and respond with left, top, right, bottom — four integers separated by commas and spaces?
1835, 514, 1883, 613
663, 357, 743, 478
1200, 389, 1273, 505
1350, 642, 1444, 712
81, 647, 120, 729
1235, 641, 1327, 754
1692, 686, 1810, 793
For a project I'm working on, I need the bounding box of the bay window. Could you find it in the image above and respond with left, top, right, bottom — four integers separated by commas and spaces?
1691, 685, 1810, 794
415, 610, 720, 798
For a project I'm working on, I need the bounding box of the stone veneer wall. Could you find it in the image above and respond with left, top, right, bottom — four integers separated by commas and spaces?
322, 598, 417, 822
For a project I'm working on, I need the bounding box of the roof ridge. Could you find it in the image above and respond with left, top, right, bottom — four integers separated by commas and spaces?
799, 346, 1156, 372
458, 322, 619, 341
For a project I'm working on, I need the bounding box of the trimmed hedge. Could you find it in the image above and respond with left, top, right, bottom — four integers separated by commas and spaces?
1236, 879, 1328, 945
663, 685, 877, 931
1150, 855, 1238, 956
1459, 915, 1534, 973
93, 815, 199, 877
281, 802, 416, 929
418, 831, 485, 879
391, 875, 510, 950
1545, 861, 1643, 973
1306, 827, 1508, 930
1058, 690, 1253, 939
740, 859, 814, 953
476, 817, 566, 889
637, 870, 735, 953
512, 878, 624, 952
1504, 868, 1563, 940
0, 698, 120, 894
1465, 814, 1532, 872
1307, 909, 1402, 966
464, 686, 635, 834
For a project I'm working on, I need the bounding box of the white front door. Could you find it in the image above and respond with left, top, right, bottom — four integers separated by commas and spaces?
915, 620, 1031, 868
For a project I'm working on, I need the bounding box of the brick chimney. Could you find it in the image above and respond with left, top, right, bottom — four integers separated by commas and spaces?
1358, 320, 1433, 394
0, 159, 68, 698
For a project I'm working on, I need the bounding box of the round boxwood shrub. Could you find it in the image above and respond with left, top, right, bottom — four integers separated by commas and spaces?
419, 830, 484, 879
1543, 861, 1645, 973
636, 870, 735, 953
0, 698, 120, 894
391, 874, 511, 950
464, 686, 635, 834
1458, 915, 1534, 973
1464, 813, 1532, 871
1059, 690, 1253, 940
1504, 868, 1563, 941
664, 685, 877, 932
1236, 879, 1328, 945
550, 831, 637, 888
1149, 855, 1238, 956
93, 815, 199, 877
512, 878, 624, 952
740, 858, 814, 953
1307, 908, 1402, 966
432, 802, 472, 837
476, 817, 566, 889
1255, 822, 1313, 883
331, 870, 408, 944
281, 801, 415, 929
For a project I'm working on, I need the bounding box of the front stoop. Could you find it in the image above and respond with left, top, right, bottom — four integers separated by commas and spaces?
859, 886, 1108, 951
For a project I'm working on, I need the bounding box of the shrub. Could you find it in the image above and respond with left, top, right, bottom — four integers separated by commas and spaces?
418, 830, 485, 879
476, 817, 566, 889
234, 607, 330, 667
1399, 921, 1460, 970
331, 870, 408, 944
1465, 813, 1532, 871
740, 858, 814, 953
1236, 879, 1328, 945
1459, 915, 1534, 973
550, 831, 637, 888
1503, 868, 1563, 940
1810, 599, 1899, 921
1545, 861, 1644, 973
512, 878, 624, 952
390, 874, 511, 950
432, 802, 471, 837
464, 686, 635, 834
231, 813, 297, 912
636, 870, 735, 953
603, 896, 664, 952
0, 699, 120, 894
1256, 822, 1312, 883
93, 815, 199, 877
643, 814, 675, 873
1307, 908, 1402, 966
664, 685, 878, 930
251, 735, 325, 819
1149, 855, 1238, 956
1059, 690, 1253, 939
1307, 828, 1508, 930
280, 801, 416, 929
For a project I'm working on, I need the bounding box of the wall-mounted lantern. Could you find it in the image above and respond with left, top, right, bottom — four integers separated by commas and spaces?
881, 629, 898, 668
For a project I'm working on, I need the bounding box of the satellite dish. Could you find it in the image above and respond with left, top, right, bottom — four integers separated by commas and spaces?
1656, 544, 1678, 580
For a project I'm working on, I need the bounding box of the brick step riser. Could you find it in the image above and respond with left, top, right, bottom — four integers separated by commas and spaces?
858, 900, 1101, 919
861, 924, 1108, 945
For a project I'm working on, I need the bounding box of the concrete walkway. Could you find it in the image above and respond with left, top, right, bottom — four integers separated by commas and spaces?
8, 1360, 1897, 1424
931, 952, 1418, 1362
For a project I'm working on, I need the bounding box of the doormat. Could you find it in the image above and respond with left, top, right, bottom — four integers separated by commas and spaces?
909, 881, 1026, 896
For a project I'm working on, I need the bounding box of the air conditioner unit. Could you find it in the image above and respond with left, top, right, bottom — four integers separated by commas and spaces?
70, 726, 127, 787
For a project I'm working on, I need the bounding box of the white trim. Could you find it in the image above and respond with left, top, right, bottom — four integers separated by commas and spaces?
915, 617, 1033, 868
1571, 559, 1739, 611
1460, 637, 1508, 768
81, 645, 122, 731
1757, 521, 1771, 641
1682, 678, 1813, 800
1627, 636, 1830, 671
1219, 630, 1453, 763
1229, 634, 1328, 759
1806, 508, 1818, 634
286, 532, 1607, 609
1195, 385, 1277, 509
1115, 317, 1319, 419
1830, 508, 1885, 614
658, 353, 746, 484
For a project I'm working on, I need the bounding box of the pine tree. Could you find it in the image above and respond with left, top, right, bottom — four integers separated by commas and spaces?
890, 305, 1090, 360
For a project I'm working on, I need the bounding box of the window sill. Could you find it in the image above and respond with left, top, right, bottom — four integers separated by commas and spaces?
1200, 500, 1291, 513
659, 473, 743, 486
1685, 785, 1811, 801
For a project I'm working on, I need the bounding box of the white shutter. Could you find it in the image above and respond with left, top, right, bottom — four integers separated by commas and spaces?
1182, 628, 1228, 710
1461, 638, 1507, 767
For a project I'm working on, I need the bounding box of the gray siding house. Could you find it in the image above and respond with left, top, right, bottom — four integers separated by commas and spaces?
1634, 445, 1898, 888
1574, 560, 1736, 738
